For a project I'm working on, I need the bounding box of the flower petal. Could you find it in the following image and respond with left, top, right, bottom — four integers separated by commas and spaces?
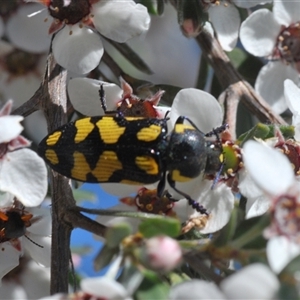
267, 236, 300, 273
5, 4, 51, 53
0, 149, 47, 207
208, 4, 239, 51
220, 263, 279, 299
27, 207, 52, 236
255, 61, 299, 114
284, 79, 300, 115
24, 235, 51, 267
243, 140, 294, 196
0, 115, 23, 143
68, 78, 123, 116
169, 88, 223, 133
169, 280, 225, 299
92, 0, 150, 43
81, 277, 129, 298
52, 25, 103, 74
191, 180, 234, 234
273, 0, 300, 26
234, 0, 272, 8
0, 242, 21, 281
240, 9, 280, 57
246, 195, 270, 219
19, 260, 50, 299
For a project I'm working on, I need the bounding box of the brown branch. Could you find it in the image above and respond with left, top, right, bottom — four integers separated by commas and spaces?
40, 54, 74, 294
11, 85, 42, 117
196, 30, 287, 126
65, 209, 106, 237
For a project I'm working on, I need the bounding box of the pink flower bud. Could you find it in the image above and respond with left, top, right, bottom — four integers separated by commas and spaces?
141, 236, 182, 272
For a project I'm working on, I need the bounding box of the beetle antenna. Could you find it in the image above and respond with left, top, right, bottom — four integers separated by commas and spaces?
99, 84, 107, 114
24, 235, 44, 248
167, 174, 208, 215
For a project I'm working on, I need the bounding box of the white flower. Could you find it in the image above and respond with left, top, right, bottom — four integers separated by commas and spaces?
169, 263, 279, 300
242, 140, 300, 272
240, 1, 300, 114
284, 79, 300, 141
0, 197, 51, 282
0, 101, 47, 207
79, 277, 132, 300
202, 0, 272, 51
0, 259, 50, 299
25, 0, 150, 74
68, 77, 166, 118
0, 41, 47, 107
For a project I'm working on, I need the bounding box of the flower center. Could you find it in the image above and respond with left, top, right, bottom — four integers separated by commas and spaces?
2, 50, 40, 76
275, 23, 300, 63
273, 194, 300, 240
135, 188, 174, 215
48, 0, 91, 24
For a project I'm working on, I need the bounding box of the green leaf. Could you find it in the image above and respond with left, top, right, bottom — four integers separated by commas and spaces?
105, 223, 133, 248
237, 123, 271, 145
231, 214, 270, 249
237, 124, 295, 146
227, 49, 263, 86
72, 189, 96, 204
280, 253, 300, 275
139, 217, 181, 238
277, 282, 299, 300
265, 125, 295, 139
177, 0, 208, 32
135, 270, 169, 300
93, 244, 119, 271
136, 0, 164, 15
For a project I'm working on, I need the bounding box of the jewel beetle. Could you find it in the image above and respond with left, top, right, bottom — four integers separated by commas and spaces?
38, 86, 227, 215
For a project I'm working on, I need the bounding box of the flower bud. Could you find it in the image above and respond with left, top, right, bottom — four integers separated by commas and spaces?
140, 236, 182, 272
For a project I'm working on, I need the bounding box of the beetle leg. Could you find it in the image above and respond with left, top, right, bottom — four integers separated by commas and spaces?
157, 171, 166, 198
166, 174, 208, 215
205, 124, 229, 139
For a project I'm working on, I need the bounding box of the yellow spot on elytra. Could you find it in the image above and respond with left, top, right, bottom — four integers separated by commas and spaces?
96, 118, 125, 144
74, 118, 94, 143
120, 179, 143, 185
125, 117, 143, 121
92, 151, 122, 181
174, 123, 194, 134
46, 131, 62, 146
135, 156, 158, 175
219, 153, 224, 163
71, 151, 91, 181
137, 124, 161, 142
45, 149, 59, 165
171, 169, 191, 182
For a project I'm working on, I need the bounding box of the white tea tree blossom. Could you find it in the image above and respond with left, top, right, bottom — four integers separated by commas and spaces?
240, 0, 300, 114
243, 140, 300, 273
24, 0, 150, 74
0, 100, 47, 207
200, 0, 272, 51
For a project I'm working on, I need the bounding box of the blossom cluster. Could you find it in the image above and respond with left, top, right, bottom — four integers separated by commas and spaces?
2, 0, 300, 299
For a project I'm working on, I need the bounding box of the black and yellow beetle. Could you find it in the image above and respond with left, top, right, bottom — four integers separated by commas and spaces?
38, 85, 227, 215
38, 113, 226, 215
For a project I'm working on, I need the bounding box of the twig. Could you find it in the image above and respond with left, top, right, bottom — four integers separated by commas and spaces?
196, 30, 287, 127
